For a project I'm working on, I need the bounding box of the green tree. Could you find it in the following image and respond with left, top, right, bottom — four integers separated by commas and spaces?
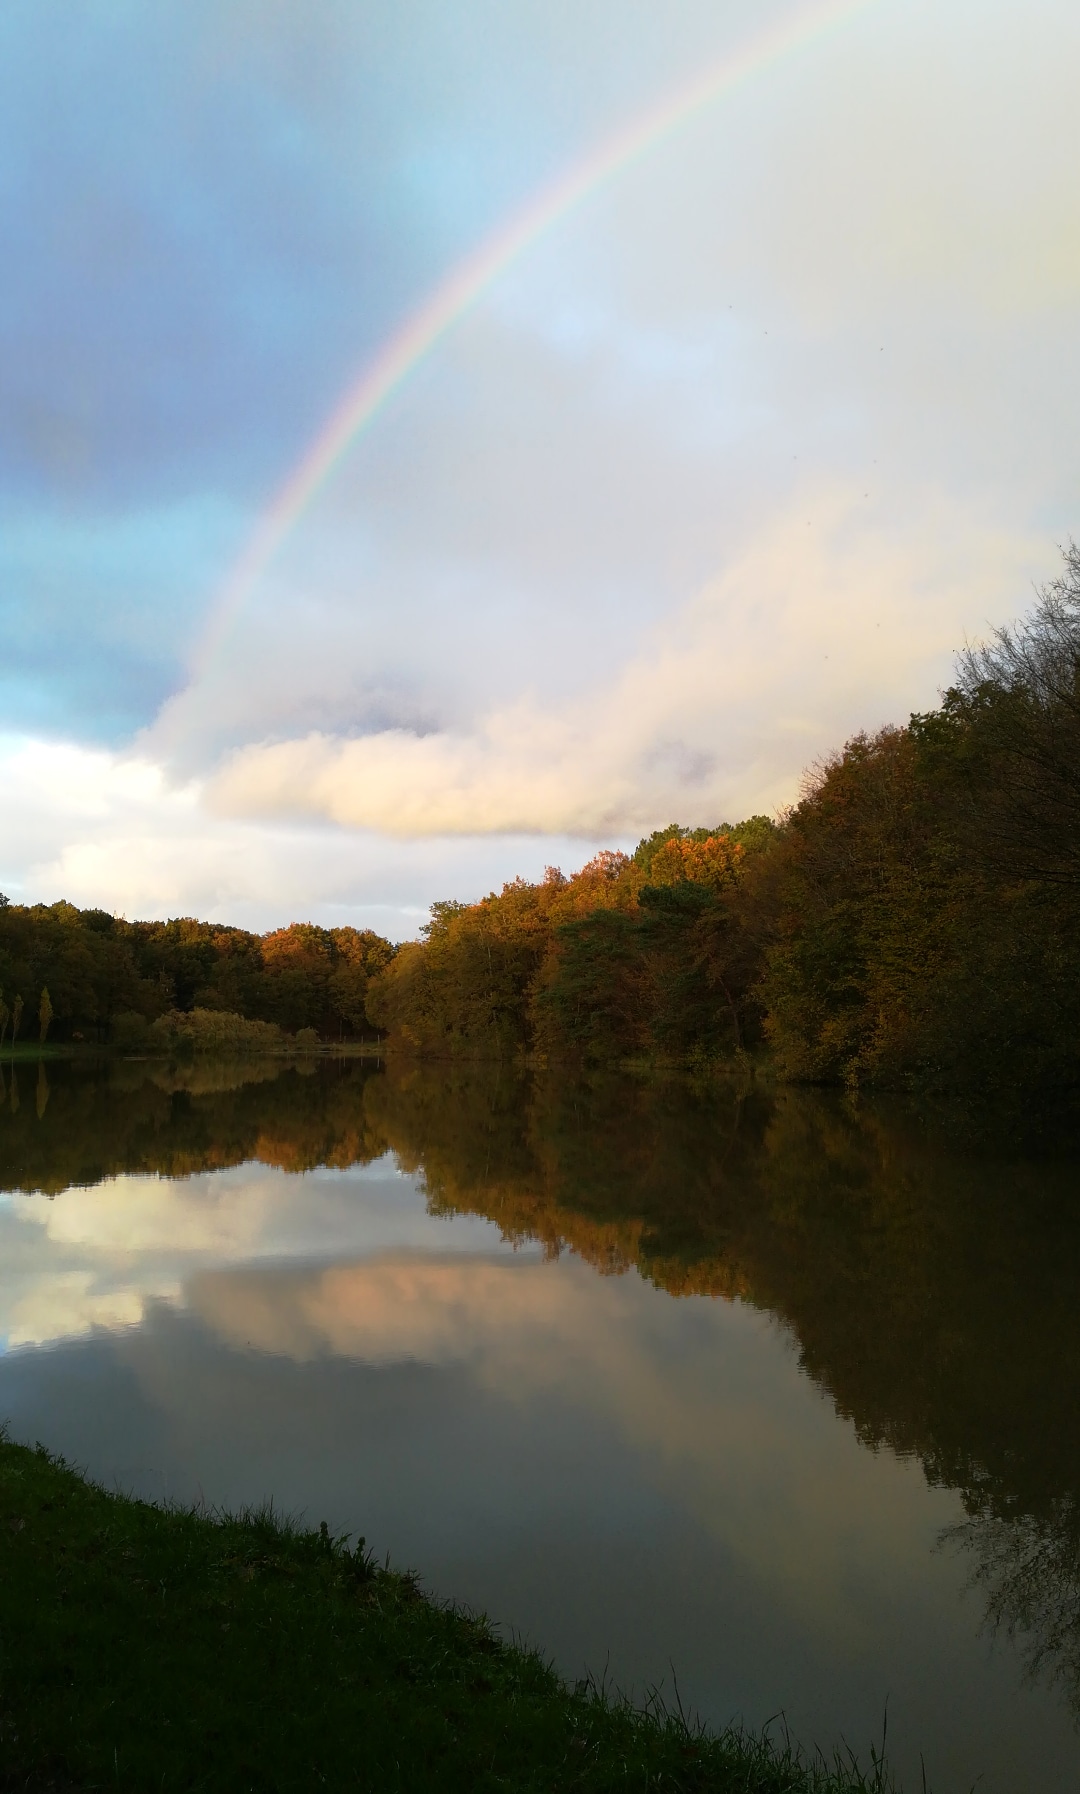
38, 986, 53, 1044
532, 909, 649, 1063
11, 993, 23, 1046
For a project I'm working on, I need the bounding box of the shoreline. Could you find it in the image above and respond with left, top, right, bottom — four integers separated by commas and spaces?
0, 1039, 388, 1063
0, 1436, 895, 1792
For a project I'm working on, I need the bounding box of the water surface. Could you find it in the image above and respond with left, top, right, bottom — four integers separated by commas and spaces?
1, 1056, 1079, 1791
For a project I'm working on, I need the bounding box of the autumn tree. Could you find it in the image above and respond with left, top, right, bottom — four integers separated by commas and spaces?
951, 542, 1080, 885
327, 929, 395, 1038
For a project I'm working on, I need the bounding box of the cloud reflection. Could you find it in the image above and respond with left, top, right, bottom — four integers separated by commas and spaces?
1, 1147, 922, 1640
182, 1244, 939, 1646
0, 1159, 519, 1350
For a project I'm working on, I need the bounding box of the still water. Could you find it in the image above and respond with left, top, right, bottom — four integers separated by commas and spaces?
1, 1056, 1079, 1791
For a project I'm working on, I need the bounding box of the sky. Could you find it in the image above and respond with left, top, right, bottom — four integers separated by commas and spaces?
2, 0, 1078, 936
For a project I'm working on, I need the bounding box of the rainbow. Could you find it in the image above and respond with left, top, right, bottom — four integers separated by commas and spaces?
190, 0, 870, 682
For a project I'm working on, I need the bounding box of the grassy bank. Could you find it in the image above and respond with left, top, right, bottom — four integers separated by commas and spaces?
0, 1438, 895, 1794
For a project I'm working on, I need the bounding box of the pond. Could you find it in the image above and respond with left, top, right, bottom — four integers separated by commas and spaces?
1, 1055, 1079, 1791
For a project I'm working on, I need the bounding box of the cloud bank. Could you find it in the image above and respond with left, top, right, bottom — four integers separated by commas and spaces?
207, 489, 1038, 836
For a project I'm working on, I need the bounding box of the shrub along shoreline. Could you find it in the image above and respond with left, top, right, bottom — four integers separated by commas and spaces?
0, 1437, 895, 1793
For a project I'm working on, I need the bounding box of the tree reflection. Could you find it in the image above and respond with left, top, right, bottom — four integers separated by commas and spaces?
368, 1064, 1080, 1717
0, 1055, 388, 1194
945, 1502, 1080, 1713
5, 1054, 1080, 1711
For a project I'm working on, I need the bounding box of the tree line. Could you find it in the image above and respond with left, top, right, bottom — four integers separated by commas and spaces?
366, 546, 1080, 1096
0, 905, 393, 1049
5, 546, 1080, 1093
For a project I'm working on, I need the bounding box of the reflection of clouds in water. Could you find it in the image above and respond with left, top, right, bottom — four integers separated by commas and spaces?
0, 1154, 944, 1646
9, 1160, 422, 1256
0, 1159, 518, 1350
189, 1253, 583, 1365
4, 1156, 1076, 1788
188, 1249, 943, 1646
7, 1128, 1076, 1723
7, 1269, 161, 1349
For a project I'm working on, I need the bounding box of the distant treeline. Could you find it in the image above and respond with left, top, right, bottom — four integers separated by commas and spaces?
6, 546, 1080, 1092
367, 546, 1080, 1095
0, 908, 393, 1049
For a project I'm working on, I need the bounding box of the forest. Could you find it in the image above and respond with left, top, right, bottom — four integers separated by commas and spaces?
0, 909, 393, 1050
5, 546, 1080, 1096
367, 546, 1080, 1097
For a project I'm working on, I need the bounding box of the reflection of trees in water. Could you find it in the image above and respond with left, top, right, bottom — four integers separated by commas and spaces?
7, 1054, 1080, 1711
371, 1065, 1080, 1718
945, 1500, 1080, 1716
0, 1055, 388, 1194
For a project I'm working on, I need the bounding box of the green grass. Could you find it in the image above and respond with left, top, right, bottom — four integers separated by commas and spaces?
0, 1436, 898, 1793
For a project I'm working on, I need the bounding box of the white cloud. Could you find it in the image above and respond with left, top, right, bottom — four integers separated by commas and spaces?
0, 483, 1045, 927
206, 485, 1042, 836
0, 733, 613, 931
